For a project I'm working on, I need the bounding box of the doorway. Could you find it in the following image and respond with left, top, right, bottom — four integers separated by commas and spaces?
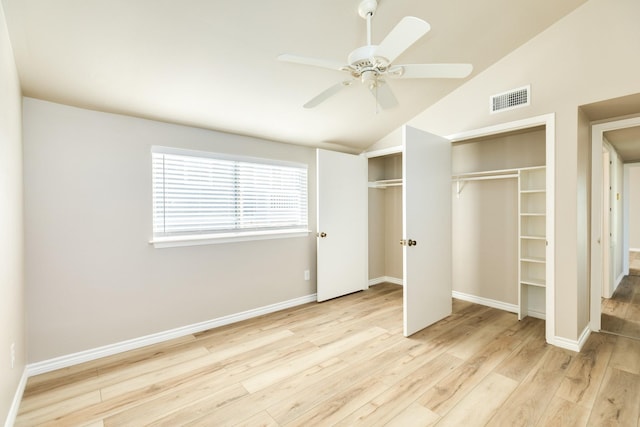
590, 117, 640, 339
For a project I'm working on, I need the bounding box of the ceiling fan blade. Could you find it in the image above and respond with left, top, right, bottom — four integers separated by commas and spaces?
397, 63, 473, 79
278, 53, 346, 72
304, 81, 352, 108
375, 17, 431, 63
369, 81, 398, 110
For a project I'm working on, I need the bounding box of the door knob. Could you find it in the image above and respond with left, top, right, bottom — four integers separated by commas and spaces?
318, 232, 327, 238
408, 239, 417, 246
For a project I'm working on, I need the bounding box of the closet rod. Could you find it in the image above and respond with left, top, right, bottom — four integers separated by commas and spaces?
453, 173, 518, 198
453, 173, 518, 182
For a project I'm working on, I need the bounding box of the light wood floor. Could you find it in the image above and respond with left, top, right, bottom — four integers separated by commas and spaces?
15, 283, 640, 426
601, 274, 640, 339
630, 250, 640, 276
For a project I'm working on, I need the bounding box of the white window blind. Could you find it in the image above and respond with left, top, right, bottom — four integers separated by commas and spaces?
152, 148, 308, 240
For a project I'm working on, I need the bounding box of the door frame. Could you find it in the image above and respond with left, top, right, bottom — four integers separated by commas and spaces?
590, 116, 640, 332
447, 113, 556, 346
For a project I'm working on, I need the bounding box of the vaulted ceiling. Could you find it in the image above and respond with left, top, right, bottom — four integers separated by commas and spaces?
3, 0, 587, 151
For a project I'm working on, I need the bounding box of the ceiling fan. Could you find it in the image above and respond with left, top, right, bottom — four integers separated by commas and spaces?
278, 0, 473, 110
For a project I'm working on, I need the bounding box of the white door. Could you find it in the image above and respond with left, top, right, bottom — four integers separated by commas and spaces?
403, 126, 452, 336
316, 149, 368, 302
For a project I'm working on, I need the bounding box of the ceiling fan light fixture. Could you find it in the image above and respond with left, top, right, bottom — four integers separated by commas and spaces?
278, 0, 472, 110
361, 70, 378, 87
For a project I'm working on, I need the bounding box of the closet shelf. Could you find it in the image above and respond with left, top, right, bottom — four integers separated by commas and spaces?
520, 278, 546, 288
518, 166, 546, 321
520, 234, 546, 240
452, 167, 519, 181
368, 178, 402, 189
452, 168, 520, 197
521, 256, 546, 264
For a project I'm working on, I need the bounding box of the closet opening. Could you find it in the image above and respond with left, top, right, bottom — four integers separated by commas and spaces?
364, 115, 555, 343
368, 152, 403, 287
451, 125, 547, 321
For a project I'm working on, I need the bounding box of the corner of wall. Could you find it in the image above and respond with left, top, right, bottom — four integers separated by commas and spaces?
0, 1, 26, 425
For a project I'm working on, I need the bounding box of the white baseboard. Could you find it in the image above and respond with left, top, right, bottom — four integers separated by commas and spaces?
4, 367, 28, 427
369, 276, 403, 286
27, 293, 317, 376
526, 309, 546, 321
452, 291, 519, 314
552, 325, 590, 352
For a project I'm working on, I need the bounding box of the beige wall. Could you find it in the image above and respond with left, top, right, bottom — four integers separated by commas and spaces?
369, 0, 640, 341
0, 1, 25, 424
630, 167, 640, 250
452, 129, 545, 305
23, 98, 318, 363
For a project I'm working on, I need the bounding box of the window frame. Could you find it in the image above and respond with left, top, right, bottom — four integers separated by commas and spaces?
150, 146, 310, 248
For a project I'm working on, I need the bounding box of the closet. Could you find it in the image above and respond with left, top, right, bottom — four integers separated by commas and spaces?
368, 153, 403, 285
450, 126, 546, 319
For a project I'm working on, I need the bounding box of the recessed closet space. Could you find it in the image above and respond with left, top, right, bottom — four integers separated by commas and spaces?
368, 153, 403, 285
452, 126, 546, 319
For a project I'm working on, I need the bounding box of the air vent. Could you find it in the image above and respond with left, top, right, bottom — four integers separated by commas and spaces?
490, 85, 530, 113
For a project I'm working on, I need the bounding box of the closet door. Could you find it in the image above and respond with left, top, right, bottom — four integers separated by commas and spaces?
403, 126, 452, 336
316, 149, 368, 302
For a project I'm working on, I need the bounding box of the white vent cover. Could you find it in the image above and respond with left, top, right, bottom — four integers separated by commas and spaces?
490, 85, 530, 113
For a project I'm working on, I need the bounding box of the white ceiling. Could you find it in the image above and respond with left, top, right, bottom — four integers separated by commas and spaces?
3, 0, 587, 151
605, 127, 640, 163
581, 93, 640, 163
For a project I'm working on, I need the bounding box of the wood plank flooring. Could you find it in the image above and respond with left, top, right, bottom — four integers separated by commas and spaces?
15, 283, 640, 426
630, 251, 640, 276
601, 274, 640, 339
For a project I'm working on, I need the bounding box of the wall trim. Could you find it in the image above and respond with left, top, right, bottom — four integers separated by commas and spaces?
451, 291, 518, 314
4, 368, 28, 427
369, 276, 403, 286
27, 293, 317, 376
591, 116, 640, 333
553, 325, 591, 352
526, 309, 546, 321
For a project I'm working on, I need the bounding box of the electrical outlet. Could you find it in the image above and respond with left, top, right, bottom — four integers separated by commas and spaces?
10, 343, 15, 369
304, 270, 310, 281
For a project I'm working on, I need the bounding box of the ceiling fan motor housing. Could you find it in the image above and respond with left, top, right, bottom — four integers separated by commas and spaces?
348, 45, 389, 78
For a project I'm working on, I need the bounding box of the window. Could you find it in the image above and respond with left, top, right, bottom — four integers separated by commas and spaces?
151, 147, 308, 247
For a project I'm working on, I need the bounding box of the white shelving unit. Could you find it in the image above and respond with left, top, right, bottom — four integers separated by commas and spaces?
518, 166, 546, 320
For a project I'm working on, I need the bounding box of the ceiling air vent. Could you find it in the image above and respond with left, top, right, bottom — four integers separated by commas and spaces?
490, 85, 530, 113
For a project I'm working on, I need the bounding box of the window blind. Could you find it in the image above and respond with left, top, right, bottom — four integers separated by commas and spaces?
152, 148, 308, 238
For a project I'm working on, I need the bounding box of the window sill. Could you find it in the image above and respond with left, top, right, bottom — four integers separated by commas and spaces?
150, 229, 312, 248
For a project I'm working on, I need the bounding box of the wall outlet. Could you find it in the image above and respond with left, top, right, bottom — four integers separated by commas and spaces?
304, 270, 310, 281
10, 343, 15, 369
